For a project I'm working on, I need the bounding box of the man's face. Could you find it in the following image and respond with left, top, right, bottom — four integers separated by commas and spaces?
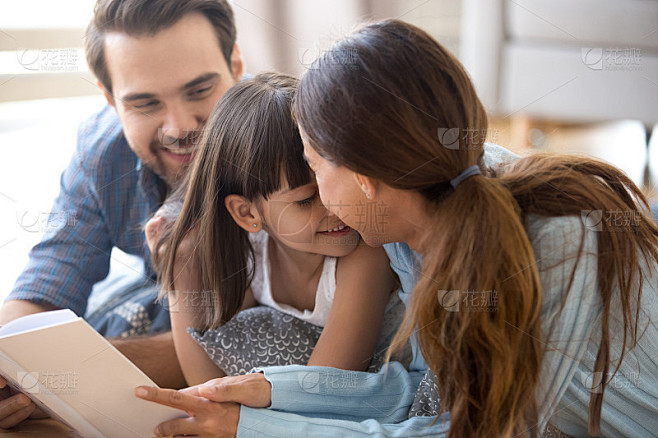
103, 12, 242, 187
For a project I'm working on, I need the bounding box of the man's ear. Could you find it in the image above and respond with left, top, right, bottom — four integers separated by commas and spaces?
225, 194, 261, 233
353, 173, 378, 200
99, 81, 116, 108
230, 43, 244, 82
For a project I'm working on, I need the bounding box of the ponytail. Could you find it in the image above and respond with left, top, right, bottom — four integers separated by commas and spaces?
390, 172, 543, 438
389, 154, 658, 436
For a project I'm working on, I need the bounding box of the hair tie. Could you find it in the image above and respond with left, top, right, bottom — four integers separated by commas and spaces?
450, 165, 481, 189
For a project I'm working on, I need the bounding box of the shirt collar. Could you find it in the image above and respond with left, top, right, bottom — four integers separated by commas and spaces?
136, 158, 167, 208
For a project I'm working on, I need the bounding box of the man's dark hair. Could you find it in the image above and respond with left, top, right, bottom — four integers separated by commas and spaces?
85, 0, 236, 93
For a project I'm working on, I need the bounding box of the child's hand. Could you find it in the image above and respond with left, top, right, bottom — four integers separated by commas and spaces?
181, 373, 272, 408
145, 216, 198, 263
145, 215, 164, 254
135, 386, 239, 438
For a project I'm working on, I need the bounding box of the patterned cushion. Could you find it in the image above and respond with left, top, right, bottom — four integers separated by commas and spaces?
188, 306, 323, 376
408, 370, 440, 418
189, 292, 412, 376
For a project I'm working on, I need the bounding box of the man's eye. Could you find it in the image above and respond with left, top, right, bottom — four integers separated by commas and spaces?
190, 86, 213, 98
134, 101, 159, 109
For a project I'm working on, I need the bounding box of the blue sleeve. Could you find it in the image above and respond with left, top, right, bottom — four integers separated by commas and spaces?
238, 407, 449, 437
8, 121, 114, 316
253, 362, 425, 423
527, 215, 601, 433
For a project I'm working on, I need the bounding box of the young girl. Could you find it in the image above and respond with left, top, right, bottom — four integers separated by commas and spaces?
146, 72, 399, 386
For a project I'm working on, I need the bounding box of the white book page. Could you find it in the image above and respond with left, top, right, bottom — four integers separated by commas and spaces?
0, 309, 78, 337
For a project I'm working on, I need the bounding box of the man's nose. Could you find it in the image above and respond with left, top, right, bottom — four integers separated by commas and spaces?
159, 104, 199, 145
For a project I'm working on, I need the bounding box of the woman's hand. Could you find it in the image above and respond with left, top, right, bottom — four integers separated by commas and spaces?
181, 373, 272, 408
135, 386, 240, 438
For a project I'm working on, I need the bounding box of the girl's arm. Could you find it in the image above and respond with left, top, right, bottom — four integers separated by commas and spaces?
307, 242, 397, 371
146, 218, 257, 386
168, 243, 258, 385
166, 231, 225, 386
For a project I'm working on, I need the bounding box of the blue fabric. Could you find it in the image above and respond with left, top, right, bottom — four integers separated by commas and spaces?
238, 145, 658, 437
85, 275, 171, 337
8, 105, 165, 318
239, 406, 448, 438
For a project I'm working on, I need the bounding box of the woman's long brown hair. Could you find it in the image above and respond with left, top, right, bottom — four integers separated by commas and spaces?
294, 19, 658, 437
152, 72, 311, 329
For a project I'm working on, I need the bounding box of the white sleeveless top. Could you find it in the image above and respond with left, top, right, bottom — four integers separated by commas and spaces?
248, 231, 337, 327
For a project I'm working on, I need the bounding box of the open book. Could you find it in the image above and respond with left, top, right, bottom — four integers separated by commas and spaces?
0, 309, 183, 437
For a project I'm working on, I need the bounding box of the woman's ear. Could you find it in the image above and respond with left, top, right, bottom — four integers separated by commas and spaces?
224, 195, 262, 233
353, 173, 378, 200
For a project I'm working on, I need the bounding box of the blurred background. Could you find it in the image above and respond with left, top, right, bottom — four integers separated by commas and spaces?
0, 0, 657, 301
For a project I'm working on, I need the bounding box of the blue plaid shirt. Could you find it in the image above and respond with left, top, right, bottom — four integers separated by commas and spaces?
8, 105, 166, 316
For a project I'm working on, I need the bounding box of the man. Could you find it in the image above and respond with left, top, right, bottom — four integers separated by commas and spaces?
0, 0, 243, 428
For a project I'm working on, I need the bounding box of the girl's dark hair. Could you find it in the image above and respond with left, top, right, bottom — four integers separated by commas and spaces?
294, 19, 658, 437
153, 72, 311, 328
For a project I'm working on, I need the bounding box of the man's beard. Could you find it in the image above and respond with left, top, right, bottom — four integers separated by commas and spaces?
148, 128, 202, 189
150, 153, 190, 190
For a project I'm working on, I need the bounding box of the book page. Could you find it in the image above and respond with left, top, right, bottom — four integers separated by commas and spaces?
0, 309, 78, 337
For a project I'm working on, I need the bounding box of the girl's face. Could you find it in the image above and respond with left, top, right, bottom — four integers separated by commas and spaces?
302, 140, 392, 247
258, 176, 360, 257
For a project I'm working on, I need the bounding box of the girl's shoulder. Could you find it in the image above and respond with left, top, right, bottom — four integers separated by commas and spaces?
247, 230, 269, 280
247, 229, 269, 248
336, 241, 389, 269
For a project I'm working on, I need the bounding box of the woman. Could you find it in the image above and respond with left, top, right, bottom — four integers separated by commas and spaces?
137, 19, 658, 437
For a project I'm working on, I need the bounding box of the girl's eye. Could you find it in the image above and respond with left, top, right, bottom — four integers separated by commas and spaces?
295, 193, 316, 207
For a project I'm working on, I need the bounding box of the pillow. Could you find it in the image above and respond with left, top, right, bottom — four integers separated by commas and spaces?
188, 306, 323, 376
188, 292, 412, 376
408, 370, 441, 418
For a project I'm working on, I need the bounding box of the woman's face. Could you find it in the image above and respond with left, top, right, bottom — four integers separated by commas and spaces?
302, 140, 392, 247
